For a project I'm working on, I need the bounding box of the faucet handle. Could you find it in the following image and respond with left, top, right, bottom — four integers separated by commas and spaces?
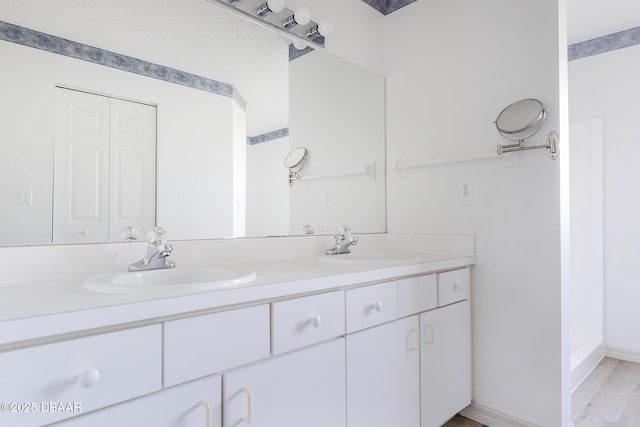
338, 225, 351, 239
147, 227, 168, 245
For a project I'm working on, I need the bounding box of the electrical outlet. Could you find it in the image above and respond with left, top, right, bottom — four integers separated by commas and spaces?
459, 181, 473, 201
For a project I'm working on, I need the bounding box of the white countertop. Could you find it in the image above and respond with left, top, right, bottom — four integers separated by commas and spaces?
0, 252, 474, 347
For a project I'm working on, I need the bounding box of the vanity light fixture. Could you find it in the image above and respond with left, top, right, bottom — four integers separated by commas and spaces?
210, 0, 327, 47
283, 7, 311, 29
306, 21, 333, 39
257, 0, 285, 17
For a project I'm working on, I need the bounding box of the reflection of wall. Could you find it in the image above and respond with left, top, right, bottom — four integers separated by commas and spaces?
246, 138, 290, 237
289, 51, 385, 235
0, 40, 239, 243
384, 1, 566, 425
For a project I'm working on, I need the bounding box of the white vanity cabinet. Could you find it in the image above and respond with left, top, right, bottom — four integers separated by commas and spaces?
421, 269, 472, 427
0, 325, 161, 427
222, 338, 346, 427
346, 315, 421, 427
345, 269, 471, 427
163, 304, 270, 386
1, 258, 473, 427
52, 375, 221, 427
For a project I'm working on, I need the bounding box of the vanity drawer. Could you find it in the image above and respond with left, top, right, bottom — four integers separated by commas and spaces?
398, 274, 438, 317
164, 304, 270, 387
438, 268, 471, 306
0, 325, 161, 427
271, 291, 345, 354
346, 281, 398, 333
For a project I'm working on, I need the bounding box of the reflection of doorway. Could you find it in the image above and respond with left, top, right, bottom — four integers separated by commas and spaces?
53, 87, 156, 244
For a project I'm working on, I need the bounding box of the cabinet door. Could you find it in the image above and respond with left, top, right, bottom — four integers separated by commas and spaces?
52, 375, 221, 427
420, 300, 471, 427
346, 315, 420, 427
223, 339, 346, 427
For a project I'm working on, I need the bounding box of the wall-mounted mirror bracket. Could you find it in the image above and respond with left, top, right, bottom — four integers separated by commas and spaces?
497, 131, 559, 160
495, 98, 559, 160
284, 147, 307, 187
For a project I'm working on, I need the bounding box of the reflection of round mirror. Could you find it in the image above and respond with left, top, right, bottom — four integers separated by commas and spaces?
495, 98, 546, 141
284, 147, 307, 172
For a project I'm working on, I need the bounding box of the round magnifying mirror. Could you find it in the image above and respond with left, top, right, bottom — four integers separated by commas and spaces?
495, 98, 546, 142
284, 147, 307, 172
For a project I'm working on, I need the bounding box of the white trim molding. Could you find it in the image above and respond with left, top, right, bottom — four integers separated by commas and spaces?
459, 402, 540, 427
605, 346, 640, 364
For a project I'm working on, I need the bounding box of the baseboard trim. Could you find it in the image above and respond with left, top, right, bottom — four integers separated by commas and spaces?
571, 343, 605, 392
459, 402, 539, 427
605, 346, 640, 363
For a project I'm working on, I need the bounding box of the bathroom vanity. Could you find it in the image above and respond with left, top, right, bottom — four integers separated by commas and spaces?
0, 234, 474, 427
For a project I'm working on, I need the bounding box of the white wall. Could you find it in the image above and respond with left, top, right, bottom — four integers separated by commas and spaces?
569, 44, 640, 359
384, 1, 568, 425
246, 137, 290, 237
568, 117, 604, 372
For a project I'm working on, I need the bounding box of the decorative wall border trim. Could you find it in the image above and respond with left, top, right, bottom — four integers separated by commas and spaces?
0, 20, 237, 99
247, 127, 289, 145
361, 0, 417, 15
568, 26, 640, 61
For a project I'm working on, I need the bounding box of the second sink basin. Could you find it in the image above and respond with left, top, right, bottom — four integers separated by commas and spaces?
84, 266, 257, 294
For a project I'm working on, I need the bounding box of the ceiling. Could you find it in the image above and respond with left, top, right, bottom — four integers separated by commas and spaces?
567, 0, 640, 44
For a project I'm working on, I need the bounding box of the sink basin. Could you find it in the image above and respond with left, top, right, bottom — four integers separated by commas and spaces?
84, 267, 257, 294
317, 252, 421, 265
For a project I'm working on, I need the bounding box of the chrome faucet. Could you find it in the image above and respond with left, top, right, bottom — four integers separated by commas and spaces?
128, 227, 175, 271
325, 225, 358, 255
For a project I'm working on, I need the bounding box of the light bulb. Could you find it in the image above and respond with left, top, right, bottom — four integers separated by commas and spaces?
307, 20, 333, 39
318, 21, 333, 36
284, 7, 310, 28
294, 7, 310, 25
293, 40, 307, 50
269, 0, 285, 12
257, 0, 285, 17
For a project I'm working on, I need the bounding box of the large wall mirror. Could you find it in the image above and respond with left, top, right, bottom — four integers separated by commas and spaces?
0, 0, 385, 246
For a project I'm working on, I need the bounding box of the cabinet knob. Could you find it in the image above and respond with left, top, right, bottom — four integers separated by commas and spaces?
453, 282, 462, 291
77, 368, 100, 388
369, 301, 383, 312
307, 315, 322, 328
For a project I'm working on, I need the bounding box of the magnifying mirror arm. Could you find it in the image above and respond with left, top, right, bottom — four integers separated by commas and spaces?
497, 131, 559, 160
288, 170, 302, 187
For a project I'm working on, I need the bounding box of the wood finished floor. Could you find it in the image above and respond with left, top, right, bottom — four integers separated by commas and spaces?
442, 357, 640, 427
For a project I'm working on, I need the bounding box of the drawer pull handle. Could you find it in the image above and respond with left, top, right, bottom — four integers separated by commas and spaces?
241, 387, 252, 423
453, 283, 462, 291
77, 368, 100, 388
200, 400, 211, 427
307, 315, 322, 328
407, 329, 420, 353
369, 301, 383, 312
423, 324, 435, 345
